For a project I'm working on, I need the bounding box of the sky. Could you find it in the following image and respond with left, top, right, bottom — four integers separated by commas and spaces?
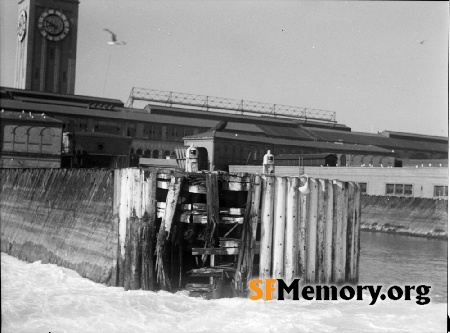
0, 1, 448, 137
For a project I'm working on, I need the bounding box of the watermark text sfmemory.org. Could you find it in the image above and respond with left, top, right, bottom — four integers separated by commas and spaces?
249, 279, 431, 305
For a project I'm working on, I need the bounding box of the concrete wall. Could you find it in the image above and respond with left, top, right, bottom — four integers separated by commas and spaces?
0, 168, 117, 285
361, 196, 447, 238
229, 165, 448, 199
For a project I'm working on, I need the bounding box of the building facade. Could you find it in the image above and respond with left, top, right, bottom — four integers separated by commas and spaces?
4, 0, 448, 171
0, 110, 63, 168
229, 165, 448, 199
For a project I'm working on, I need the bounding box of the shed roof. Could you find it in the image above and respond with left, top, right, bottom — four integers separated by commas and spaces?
275, 153, 337, 160
184, 131, 393, 154
0, 110, 62, 125
310, 127, 448, 153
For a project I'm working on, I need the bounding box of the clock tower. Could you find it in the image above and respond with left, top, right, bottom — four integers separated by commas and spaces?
14, 0, 79, 94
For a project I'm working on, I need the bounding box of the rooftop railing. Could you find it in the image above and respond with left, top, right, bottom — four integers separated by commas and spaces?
126, 87, 337, 124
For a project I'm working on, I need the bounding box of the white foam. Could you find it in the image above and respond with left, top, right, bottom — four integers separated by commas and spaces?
1, 253, 446, 333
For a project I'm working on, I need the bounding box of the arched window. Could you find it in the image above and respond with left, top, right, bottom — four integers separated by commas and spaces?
28, 127, 41, 145
41, 128, 54, 145
13, 126, 27, 144
152, 150, 159, 158
136, 148, 143, 156
253, 147, 258, 161
164, 150, 171, 158
144, 149, 151, 158
28, 127, 41, 152
340, 155, 347, 166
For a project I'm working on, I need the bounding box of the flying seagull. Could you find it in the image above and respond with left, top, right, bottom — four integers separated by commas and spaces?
419, 40, 427, 45
104, 28, 126, 45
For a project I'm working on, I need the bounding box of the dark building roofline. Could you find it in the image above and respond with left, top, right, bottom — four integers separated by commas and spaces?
74, 132, 133, 140
0, 86, 124, 109
0, 110, 63, 126
184, 131, 394, 154
309, 127, 448, 153
145, 104, 352, 131
379, 130, 448, 143
275, 153, 337, 159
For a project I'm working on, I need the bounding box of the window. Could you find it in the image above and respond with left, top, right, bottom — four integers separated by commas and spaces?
127, 124, 136, 137
386, 184, 413, 196
136, 124, 144, 138
395, 184, 403, 195
386, 184, 394, 195
78, 118, 88, 132
358, 183, 367, 194
434, 186, 448, 198
151, 125, 161, 140
184, 128, 193, 137
404, 185, 413, 196
98, 121, 119, 135
143, 124, 152, 139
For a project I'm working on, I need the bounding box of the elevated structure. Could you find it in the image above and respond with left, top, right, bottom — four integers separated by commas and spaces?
127, 87, 337, 125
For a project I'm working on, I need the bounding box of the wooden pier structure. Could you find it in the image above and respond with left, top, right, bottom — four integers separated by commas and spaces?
114, 168, 361, 298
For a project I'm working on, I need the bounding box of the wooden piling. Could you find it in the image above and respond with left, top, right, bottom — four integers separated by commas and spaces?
298, 177, 309, 284
113, 169, 123, 287
317, 178, 326, 283
332, 180, 346, 284
272, 176, 287, 279
129, 217, 141, 290
204, 173, 220, 262
284, 177, 299, 282
247, 174, 262, 282
323, 179, 334, 283
350, 183, 360, 284
141, 170, 157, 290
155, 175, 183, 290
259, 175, 275, 279
306, 178, 319, 284
345, 182, 355, 282
354, 183, 362, 284
235, 174, 255, 296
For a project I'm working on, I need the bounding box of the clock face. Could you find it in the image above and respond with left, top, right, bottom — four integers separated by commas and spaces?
17, 10, 27, 42
38, 9, 70, 42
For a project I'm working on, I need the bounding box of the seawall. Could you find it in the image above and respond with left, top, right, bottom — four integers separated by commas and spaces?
361, 195, 448, 239
0, 168, 117, 285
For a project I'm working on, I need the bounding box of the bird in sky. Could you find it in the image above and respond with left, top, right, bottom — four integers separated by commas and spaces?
103, 28, 126, 45
419, 40, 427, 45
